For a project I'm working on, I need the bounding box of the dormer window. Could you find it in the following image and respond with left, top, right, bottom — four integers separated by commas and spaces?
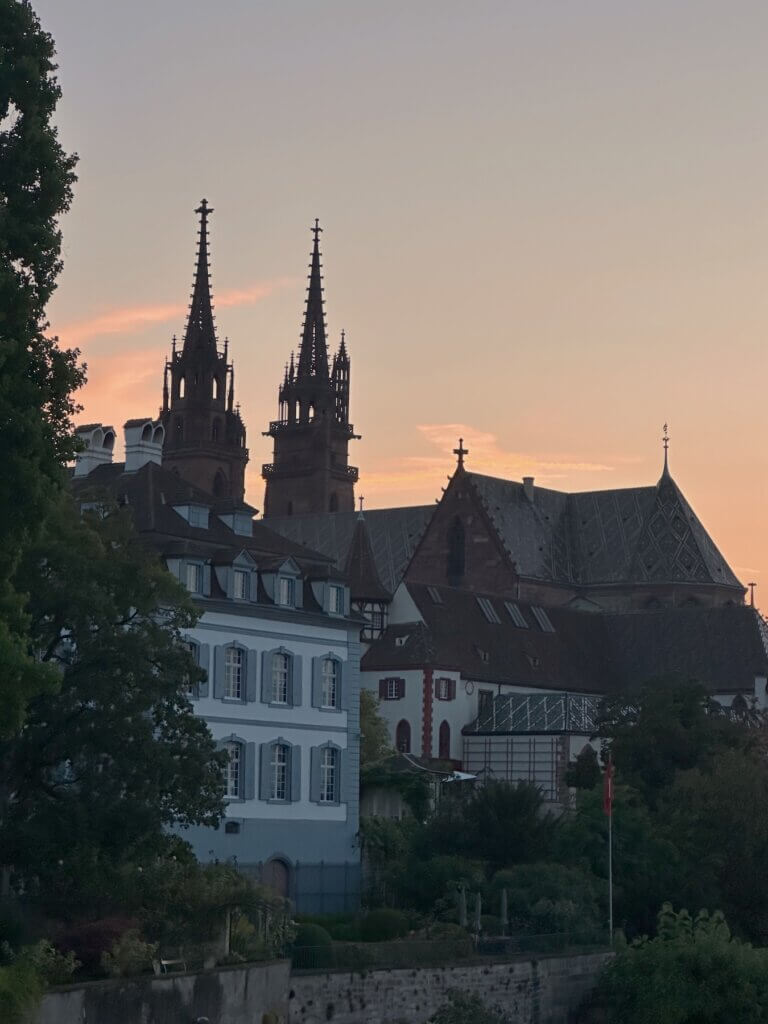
233, 569, 250, 601
185, 563, 203, 595
278, 577, 295, 607
328, 585, 343, 615
188, 505, 209, 529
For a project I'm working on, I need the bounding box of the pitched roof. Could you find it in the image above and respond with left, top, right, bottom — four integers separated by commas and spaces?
362, 582, 766, 696
266, 505, 434, 593
465, 471, 741, 589
344, 513, 392, 601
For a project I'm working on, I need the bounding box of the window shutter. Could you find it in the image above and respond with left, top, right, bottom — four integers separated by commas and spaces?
449, 679, 456, 700
339, 659, 350, 711
290, 745, 302, 802
244, 742, 256, 800
198, 644, 210, 697
245, 649, 258, 702
379, 679, 387, 699
311, 657, 322, 709
202, 563, 211, 596
261, 650, 274, 703
309, 746, 321, 803
259, 743, 272, 801
340, 746, 350, 804
397, 678, 406, 699
213, 646, 225, 699
290, 655, 303, 707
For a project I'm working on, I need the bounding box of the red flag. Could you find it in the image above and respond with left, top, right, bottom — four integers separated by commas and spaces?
603, 754, 613, 816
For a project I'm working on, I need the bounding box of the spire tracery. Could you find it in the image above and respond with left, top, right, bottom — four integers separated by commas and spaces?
183, 198, 217, 353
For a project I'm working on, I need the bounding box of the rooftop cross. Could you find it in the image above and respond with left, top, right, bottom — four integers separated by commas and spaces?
749, 582, 757, 607
358, 495, 365, 513
453, 438, 469, 469
662, 422, 670, 476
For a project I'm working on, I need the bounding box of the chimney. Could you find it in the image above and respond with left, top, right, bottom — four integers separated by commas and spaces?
73, 424, 116, 476
124, 418, 164, 473
523, 476, 535, 502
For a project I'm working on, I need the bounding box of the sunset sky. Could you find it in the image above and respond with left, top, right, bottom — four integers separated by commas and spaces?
38, 1, 768, 596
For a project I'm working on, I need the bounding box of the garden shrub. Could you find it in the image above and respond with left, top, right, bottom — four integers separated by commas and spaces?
0, 953, 44, 1024
56, 916, 137, 977
360, 908, 409, 941
28, 939, 80, 985
292, 924, 334, 969
101, 929, 158, 978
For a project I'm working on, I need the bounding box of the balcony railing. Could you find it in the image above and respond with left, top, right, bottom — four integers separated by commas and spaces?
262, 463, 359, 481
267, 419, 357, 437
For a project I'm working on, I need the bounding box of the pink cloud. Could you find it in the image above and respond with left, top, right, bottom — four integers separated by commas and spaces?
56, 275, 296, 349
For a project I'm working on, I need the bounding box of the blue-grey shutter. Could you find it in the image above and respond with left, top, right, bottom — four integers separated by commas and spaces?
213, 645, 225, 699
198, 643, 210, 697
340, 746, 350, 804
339, 659, 350, 710
259, 743, 272, 801
202, 563, 211, 596
309, 746, 321, 803
261, 650, 272, 703
244, 742, 256, 800
311, 657, 322, 708
245, 649, 258, 702
290, 655, 303, 707
290, 745, 302, 802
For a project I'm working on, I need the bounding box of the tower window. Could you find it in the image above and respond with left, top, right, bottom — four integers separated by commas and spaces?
175, 417, 184, 440
179, 376, 185, 399
213, 376, 220, 400
329, 492, 338, 512
212, 419, 220, 442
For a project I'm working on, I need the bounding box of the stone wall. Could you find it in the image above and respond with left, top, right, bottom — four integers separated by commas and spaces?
35, 952, 609, 1024
288, 952, 612, 1024
36, 959, 290, 1024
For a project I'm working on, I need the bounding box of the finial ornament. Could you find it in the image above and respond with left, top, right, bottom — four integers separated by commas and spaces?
358, 495, 364, 513
453, 438, 469, 469
749, 582, 757, 608
662, 422, 670, 475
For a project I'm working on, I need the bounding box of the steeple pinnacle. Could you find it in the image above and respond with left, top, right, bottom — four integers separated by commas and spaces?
662, 422, 670, 478
297, 219, 329, 380
183, 199, 217, 353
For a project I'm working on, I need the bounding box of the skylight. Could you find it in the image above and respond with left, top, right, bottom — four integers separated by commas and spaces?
477, 597, 500, 624
531, 606, 555, 632
427, 586, 443, 605
504, 602, 528, 628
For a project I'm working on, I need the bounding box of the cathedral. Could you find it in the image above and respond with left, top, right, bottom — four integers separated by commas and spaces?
75, 201, 768, 822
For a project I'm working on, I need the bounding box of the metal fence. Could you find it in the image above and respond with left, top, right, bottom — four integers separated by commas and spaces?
291, 932, 610, 973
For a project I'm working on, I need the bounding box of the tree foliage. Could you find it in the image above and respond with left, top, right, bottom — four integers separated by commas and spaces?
360, 689, 393, 766
0, 498, 225, 915
427, 990, 507, 1024
0, 0, 84, 733
594, 904, 768, 1024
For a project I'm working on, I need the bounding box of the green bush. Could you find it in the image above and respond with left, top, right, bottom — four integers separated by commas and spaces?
28, 940, 80, 985
100, 929, 158, 978
0, 954, 44, 1024
428, 990, 507, 1024
427, 922, 469, 941
360, 908, 409, 941
292, 924, 334, 969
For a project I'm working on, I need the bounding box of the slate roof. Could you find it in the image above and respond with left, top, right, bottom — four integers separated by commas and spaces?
344, 513, 392, 601
266, 505, 434, 594
466, 471, 741, 589
362, 582, 766, 696
72, 461, 334, 572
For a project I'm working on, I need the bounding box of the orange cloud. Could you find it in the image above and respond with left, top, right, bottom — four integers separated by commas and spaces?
56, 275, 296, 349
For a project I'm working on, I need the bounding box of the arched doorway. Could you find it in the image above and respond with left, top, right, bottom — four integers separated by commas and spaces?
396, 719, 411, 753
262, 858, 290, 899
439, 720, 451, 760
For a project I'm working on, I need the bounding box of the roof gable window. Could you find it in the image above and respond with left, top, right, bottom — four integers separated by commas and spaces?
173, 503, 210, 529
504, 602, 529, 628
477, 597, 501, 623
531, 606, 555, 632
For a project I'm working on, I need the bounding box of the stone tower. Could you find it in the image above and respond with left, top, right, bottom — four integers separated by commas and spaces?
161, 200, 248, 501
262, 221, 358, 517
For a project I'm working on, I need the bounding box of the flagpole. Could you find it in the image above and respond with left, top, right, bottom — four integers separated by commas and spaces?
608, 795, 613, 947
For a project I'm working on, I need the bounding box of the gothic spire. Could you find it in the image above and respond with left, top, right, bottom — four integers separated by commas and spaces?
297, 219, 329, 380
183, 199, 217, 353
661, 422, 670, 479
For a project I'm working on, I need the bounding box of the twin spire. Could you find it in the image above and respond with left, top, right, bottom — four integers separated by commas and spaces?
297, 218, 330, 380
183, 198, 217, 354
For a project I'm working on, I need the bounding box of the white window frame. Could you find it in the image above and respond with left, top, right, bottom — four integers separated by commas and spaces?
436, 677, 451, 700
225, 741, 241, 799
224, 646, 243, 700
270, 743, 289, 801
278, 577, 295, 606
386, 678, 400, 700
328, 585, 343, 614
319, 746, 337, 804
321, 658, 338, 709
185, 562, 203, 594
233, 569, 249, 600
272, 652, 289, 704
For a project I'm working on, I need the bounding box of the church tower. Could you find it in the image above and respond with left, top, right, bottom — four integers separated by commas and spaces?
161, 200, 248, 501
262, 221, 359, 517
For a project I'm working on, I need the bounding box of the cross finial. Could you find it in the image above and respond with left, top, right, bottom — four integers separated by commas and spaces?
749, 582, 757, 608
453, 437, 469, 469
312, 217, 323, 242
195, 197, 213, 220
358, 495, 365, 512
662, 422, 670, 475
